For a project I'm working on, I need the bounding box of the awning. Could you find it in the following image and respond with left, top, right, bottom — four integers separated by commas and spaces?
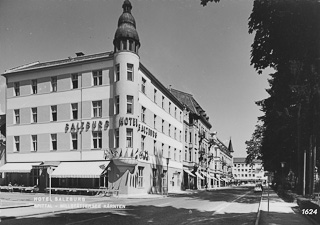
0, 162, 41, 173
221, 178, 229, 182
195, 171, 205, 180
51, 161, 110, 178
184, 170, 196, 177
208, 174, 217, 180
200, 171, 208, 178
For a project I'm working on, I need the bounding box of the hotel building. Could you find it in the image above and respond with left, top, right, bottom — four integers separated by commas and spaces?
0, 0, 184, 195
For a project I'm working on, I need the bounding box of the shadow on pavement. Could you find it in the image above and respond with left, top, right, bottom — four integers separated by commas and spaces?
0, 205, 258, 225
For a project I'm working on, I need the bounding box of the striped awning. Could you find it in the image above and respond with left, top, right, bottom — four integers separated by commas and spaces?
0, 162, 41, 173
195, 172, 205, 180
51, 161, 110, 178
184, 170, 196, 177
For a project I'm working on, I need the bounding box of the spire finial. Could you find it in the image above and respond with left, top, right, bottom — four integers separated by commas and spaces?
123, 0, 132, 13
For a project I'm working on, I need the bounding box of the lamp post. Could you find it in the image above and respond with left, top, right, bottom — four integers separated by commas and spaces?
166, 157, 170, 196
281, 162, 286, 187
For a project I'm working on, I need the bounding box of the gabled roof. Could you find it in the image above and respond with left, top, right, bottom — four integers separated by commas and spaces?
169, 88, 211, 128
3, 52, 113, 76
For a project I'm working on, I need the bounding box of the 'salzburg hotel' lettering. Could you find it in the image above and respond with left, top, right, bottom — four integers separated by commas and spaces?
119, 117, 157, 139
65, 120, 110, 133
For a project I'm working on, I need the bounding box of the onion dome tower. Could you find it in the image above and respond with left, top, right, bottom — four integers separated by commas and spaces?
113, 0, 140, 55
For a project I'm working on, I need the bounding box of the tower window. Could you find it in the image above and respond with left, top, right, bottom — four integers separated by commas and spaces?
126, 128, 133, 148
115, 64, 120, 82
127, 63, 133, 81
115, 96, 120, 114
127, 95, 133, 114
129, 40, 134, 51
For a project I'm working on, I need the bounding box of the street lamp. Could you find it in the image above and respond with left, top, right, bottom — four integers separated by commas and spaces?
281, 162, 286, 187
166, 157, 170, 196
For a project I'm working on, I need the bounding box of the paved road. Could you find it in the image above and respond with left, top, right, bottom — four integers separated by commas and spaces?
1, 187, 261, 225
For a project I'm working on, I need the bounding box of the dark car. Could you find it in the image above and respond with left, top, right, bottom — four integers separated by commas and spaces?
254, 184, 263, 192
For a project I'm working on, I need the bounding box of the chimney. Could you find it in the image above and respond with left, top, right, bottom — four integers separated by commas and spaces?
76, 52, 85, 57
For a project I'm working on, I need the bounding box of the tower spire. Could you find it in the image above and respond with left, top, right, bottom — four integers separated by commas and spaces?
113, 0, 140, 54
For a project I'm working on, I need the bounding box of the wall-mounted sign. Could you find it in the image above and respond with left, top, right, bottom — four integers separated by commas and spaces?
119, 117, 157, 139
65, 120, 109, 133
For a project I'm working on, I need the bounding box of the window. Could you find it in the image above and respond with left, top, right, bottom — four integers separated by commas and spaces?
154, 115, 157, 129
185, 130, 187, 143
115, 96, 120, 114
115, 129, 119, 148
127, 95, 133, 114
32, 80, 37, 94
141, 135, 145, 151
141, 106, 146, 123
162, 96, 164, 108
179, 150, 182, 162
51, 106, 57, 122
169, 102, 171, 114
162, 120, 164, 133
174, 148, 176, 161
189, 150, 192, 161
141, 78, 146, 94
32, 135, 37, 152
14, 109, 20, 124
154, 89, 157, 102
51, 134, 57, 150
174, 128, 177, 139
92, 101, 102, 118
14, 136, 20, 152
168, 124, 171, 136
51, 77, 57, 92
71, 133, 78, 150
174, 107, 177, 118
72, 103, 78, 120
168, 146, 171, 158
129, 40, 134, 51
185, 150, 187, 161
138, 167, 144, 188
126, 128, 133, 148
72, 74, 78, 89
180, 111, 182, 122
152, 168, 157, 187
195, 133, 197, 143
179, 131, 182, 142
93, 70, 102, 86
115, 64, 120, 82
32, 108, 37, 123
14, 82, 20, 96
154, 140, 157, 155
127, 63, 133, 81
93, 131, 102, 149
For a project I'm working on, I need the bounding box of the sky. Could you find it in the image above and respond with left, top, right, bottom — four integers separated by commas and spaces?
0, 0, 270, 157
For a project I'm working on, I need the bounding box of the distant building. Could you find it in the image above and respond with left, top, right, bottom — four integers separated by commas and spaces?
232, 157, 267, 184
0, 114, 5, 185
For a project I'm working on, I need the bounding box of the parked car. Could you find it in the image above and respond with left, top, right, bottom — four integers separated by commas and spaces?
254, 184, 263, 192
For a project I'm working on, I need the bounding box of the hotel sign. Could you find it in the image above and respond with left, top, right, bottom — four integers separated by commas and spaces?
119, 117, 157, 139
65, 120, 109, 133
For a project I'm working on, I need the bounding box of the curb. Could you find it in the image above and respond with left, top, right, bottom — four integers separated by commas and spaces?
0, 203, 34, 209
255, 191, 263, 225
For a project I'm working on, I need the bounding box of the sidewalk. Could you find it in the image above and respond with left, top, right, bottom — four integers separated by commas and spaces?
257, 187, 316, 225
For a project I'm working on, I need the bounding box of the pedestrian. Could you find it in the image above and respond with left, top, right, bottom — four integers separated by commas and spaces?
8, 182, 13, 192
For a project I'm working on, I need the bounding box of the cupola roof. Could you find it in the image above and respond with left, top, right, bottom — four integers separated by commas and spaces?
114, 0, 140, 45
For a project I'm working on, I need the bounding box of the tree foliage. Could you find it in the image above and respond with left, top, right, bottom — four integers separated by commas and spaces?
245, 122, 264, 166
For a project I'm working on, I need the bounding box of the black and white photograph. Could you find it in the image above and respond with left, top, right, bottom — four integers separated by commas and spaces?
0, 0, 319, 224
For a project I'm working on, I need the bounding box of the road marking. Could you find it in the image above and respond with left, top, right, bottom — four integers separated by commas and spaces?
212, 190, 252, 215
65, 215, 110, 225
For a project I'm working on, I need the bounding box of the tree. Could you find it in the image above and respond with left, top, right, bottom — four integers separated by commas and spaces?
245, 122, 264, 166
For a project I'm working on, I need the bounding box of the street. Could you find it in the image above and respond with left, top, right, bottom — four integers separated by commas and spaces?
1, 187, 261, 225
